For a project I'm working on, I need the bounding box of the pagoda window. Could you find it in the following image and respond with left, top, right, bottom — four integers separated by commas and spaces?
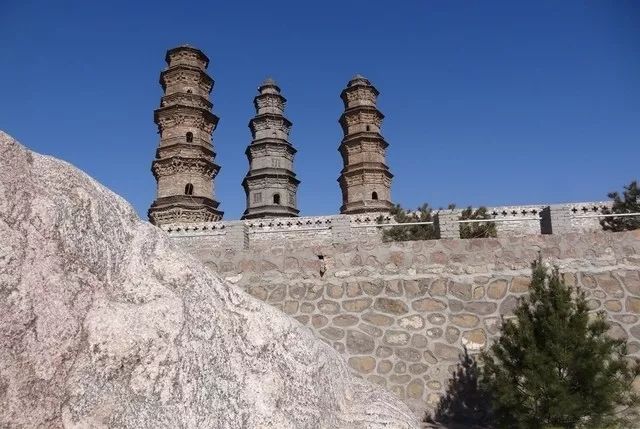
186, 132, 193, 143
273, 193, 281, 205
372, 191, 378, 200
185, 183, 194, 195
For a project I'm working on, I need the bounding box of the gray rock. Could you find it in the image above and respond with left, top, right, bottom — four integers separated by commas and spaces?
347, 330, 376, 353
374, 297, 409, 315
0, 132, 419, 428
433, 343, 462, 361
321, 326, 346, 340
333, 314, 360, 327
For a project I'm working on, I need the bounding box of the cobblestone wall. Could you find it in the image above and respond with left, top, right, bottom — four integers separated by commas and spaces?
174, 229, 640, 419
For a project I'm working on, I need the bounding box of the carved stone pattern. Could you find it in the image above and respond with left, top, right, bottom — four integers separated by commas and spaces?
345, 88, 377, 103
162, 70, 212, 93
153, 158, 217, 178
250, 145, 294, 159
364, 172, 387, 182
168, 50, 203, 67
151, 207, 221, 224
251, 117, 291, 135
246, 178, 268, 188
156, 112, 215, 133
344, 141, 386, 155
161, 95, 210, 109
256, 96, 285, 111
343, 175, 364, 186
162, 70, 200, 85
344, 111, 383, 127
362, 141, 385, 152
343, 172, 389, 187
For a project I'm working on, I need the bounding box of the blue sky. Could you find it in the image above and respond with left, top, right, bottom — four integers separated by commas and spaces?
1, 1, 638, 219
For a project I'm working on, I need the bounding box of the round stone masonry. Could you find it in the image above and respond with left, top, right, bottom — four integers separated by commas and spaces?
191, 230, 640, 420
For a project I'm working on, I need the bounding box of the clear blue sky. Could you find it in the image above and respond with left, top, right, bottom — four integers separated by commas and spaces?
1, 1, 638, 219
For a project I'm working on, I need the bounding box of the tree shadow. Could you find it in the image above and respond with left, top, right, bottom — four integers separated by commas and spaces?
424, 347, 493, 428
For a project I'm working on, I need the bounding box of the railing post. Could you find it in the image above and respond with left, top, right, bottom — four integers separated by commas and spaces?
549, 204, 571, 235
540, 206, 552, 234
225, 220, 249, 249
331, 215, 352, 242
436, 210, 460, 239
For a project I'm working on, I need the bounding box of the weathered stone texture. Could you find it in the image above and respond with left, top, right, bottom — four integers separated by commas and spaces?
177, 220, 640, 419
0, 132, 418, 428
148, 46, 223, 225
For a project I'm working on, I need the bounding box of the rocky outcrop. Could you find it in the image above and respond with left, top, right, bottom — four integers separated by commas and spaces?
0, 131, 419, 428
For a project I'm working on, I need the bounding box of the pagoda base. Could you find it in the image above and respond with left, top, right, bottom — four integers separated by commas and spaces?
241, 205, 299, 220
149, 196, 223, 226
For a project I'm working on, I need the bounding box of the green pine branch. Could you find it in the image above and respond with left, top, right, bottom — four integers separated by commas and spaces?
601, 180, 640, 232
479, 257, 640, 428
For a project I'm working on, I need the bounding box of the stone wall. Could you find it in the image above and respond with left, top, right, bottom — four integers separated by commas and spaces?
162, 201, 616, 248
174, 229, 640, 419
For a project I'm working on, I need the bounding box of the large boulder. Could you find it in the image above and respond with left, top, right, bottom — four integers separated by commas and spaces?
0, 131, 419, 428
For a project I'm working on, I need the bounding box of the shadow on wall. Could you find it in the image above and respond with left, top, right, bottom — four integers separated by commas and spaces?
425, 348, 492, 429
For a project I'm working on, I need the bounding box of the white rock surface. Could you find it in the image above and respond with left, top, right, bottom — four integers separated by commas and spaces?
0, 131, 419, 428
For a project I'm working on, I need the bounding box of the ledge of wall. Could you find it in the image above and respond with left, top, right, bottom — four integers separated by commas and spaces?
163, 201, 614, 249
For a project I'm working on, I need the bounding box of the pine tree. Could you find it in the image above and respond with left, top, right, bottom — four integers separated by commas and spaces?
601, 181, 640, 232
459, 206, 497, 239
480, 259, 640, 428
379, 203, 439, 241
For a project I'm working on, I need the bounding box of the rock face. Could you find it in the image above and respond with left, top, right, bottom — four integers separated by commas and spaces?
0, 131, 418, 428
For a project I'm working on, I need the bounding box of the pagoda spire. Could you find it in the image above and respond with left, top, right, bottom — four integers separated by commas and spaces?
337, 75, 393, 214
148, 45, 223, 225
241, 79, 300, 219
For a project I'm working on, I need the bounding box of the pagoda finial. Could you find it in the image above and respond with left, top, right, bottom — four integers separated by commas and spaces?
262, 76, 277, 86
258, 77, 281, 94
348, 74, 371, 87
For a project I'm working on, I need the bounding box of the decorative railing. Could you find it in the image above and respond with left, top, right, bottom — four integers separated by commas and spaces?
160, 221, 226, 237
160, 200, 636, 248
245, 215, 333, 233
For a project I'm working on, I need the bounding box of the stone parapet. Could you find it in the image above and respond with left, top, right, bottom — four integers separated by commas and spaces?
486, 204, 549, 236
161, 200, 620, 248
550, 201, 612, 234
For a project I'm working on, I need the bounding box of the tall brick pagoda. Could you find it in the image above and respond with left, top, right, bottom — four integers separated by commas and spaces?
337, 75, 393, 214
148, 45, 223, 225
241, 78, 300, 219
